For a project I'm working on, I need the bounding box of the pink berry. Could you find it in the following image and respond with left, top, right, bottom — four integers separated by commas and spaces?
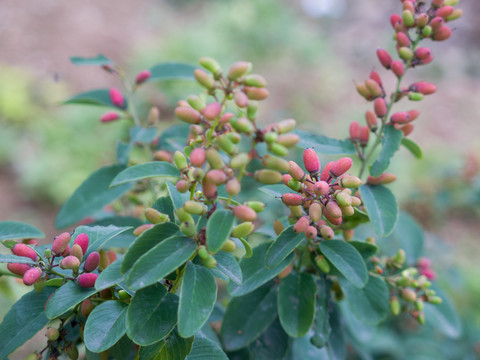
23, 267, 42, 286
84, 252, 100, 272
73, 233, 89, 255
7, 263, 31, 276
420, 268, 436, 281
78, 273, 98, 288
202, 102, 222, 121
293, 217, 310, 234
349, 121, 360, 140
330, 158, 353, 178
233, 205, 257, 222
369, 71, 382, 87
190, 148, 206, 167
303, 149, 320, 174
281, 193, 304, 206
374, 98, 387, 118
390, 14, 402, 28
52, 232, 71, 255
412, 81, 436, 95
359, 126, 370, 146
376, 49, 392, 69
109, 87, 125, 108
135, 70, 151, 85
12, 244, 38, 261
417, 257, 432, 269
314, 181, 330, 196
100, 111, 120, 123
391, 112, 410, 124
320, 161, 334, 182
391, 61, 405, 78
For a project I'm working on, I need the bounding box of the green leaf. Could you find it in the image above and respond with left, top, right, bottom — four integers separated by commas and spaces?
265, 226, 305, 268
248, 318, 289, 360
127, 235, 197, 291
325, 303, 346, 360
0, 254, 35, 264
288, 330, 330, 359
156, 330, 194, 360
319, 240, 368, 288
359, 184, 399, 237
152, 196, 175, 223
348, 241, 378, 260
166, 181, 190, 213
401, 137, 423, 159
310, 277, 330, 349
221, 282, 278, 351
130, 126, 158, 144
424, 287, 461, 338
0, 221, 45, 240
370, 125, 403, 177
84, 301, 128, 353
238, 237, 252, 258
206, 209, 234, 253
340, 275, 389, 325
88, 217, 142, 249
70, 54, 113, 66
109, 336, 136, 360
258, 184, 291, 198
148, 62, 197, 82
157, 124, 190, 152
278, 272, 317, 338
136, 340, 166, 360
178, 262, 217, 338
45, 281, 98, 319
213, 251, 242, 285
294, 129, 356, 154
228, 242, 294, 297
126, 284, 178, 346
121, 222, 179, 274
71, 225, 132, 257
63, 89, 127, 108
96, 259, 124, 291
111, 162, 180, 187
186, 336, 228, 360
56, 165, 133, 228
0, 287, 55, 360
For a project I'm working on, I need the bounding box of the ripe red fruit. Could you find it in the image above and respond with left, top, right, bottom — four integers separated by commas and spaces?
52, 232, 71, 255
365, 111, 378, 131
391, 61, 405, 78
303, 149, 320, 174
305, 226, 317, 240
390, 112, 410, 124
100, 111, 120, 123
84, 252, 100, 272
23, 267, 42, 286
13, 244, 38, 261
376, 49, 393, 69
320, 161, 334, 182
374, 98, 387, 117
135, 70, 151, 85
78, 273, 98, 288
190, 148, 206, 167
293, 217, 310, 233
330, 158, 353, 178
414, 47, 432, 60
7, 263, 31, 276
281, 193, 304, 206
73, 233, 89, 255
359, 126, 370, 146
349, 121, 360, 140
233, 205, 257, 222
109, 88, 125, 108
203, 102, 222, 120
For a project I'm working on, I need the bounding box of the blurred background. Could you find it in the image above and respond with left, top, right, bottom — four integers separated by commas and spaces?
1, 0, 479, 358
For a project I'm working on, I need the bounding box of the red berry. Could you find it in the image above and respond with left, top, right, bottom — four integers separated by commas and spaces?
376, 49, 392, 69
320, 162, 334, 182
391, 112, 410, 124
303, 149, 320, 174
233, 205, 257, 222
84, 252, 100, 272
359, 126, 370, 146
349, 121, 360, 140
13, 244, 38, 261
23, 267, 42, 286
365, 111, 378, 131
135, 70, 151, 85
293, 217, 310, 233
52, 232, 71, 255
203, 102, 222, 121
78, 273, 98, 288
190, 148, 206, 167
330, 158, 353, 178
432, 26, 452, 41
109, 88, 125, 108
390, 14, 402, 28
374, 98, 387, 117
7, 263, 31, 276
391, 61, 405, 78
73, 233, 89, 255
369, 71, 382, 87
281, 193, 304, 206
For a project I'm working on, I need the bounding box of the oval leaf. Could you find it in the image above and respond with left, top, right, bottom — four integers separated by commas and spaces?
359, 184, 399, 237
213, 251, 242, 285
401, 137, 423, 159
148, 62, 197, 82
370, 125, 403, 177
166, 181, 190, 213
126, 284, 178, 346
424, 287, 461, 338
278, 272, 317, 338
0, 254, 35, 264
56, 165, 133, 228
186, 336, 228, 360
63, 88, 127, 108
294, 129, 356, 155
156, 330, 194, 360
45, 281, 98, 319
178, 262, 217, 338
206, 209, 235, 254
248, 319, 289, 360
127, 235, 197, 291
84, 301, 128, 353
319, 240, 368, 288
71, 225, 132, 257
266, 225, 305, 268
221, 282, 278, 351
111, 162, 180, 187
0, 221, 44, 240
70, 54, 113, 66
95, 259, 124, 291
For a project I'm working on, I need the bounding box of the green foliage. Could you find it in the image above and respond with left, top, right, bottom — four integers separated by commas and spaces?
0, 221, 44, 241
359, 184, 399, 237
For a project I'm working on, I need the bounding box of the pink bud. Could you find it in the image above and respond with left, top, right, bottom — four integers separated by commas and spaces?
391, 61, 405, 78
243, 87, 269, 101
282, 174, 292, 186
175, 107, 202, 124
320, 161, 334, 182
417, 257, 432, 269
407, 110, 420, 121
84, 252, 100, 272
376, 49, 392, 69
369, 71, 382, 87
349, 121, 360, 140
303, 149, 320, 174
205, 169, 227, 185
293, 217, 310, 233
420, 268, 436, 280
23, 267, 42, 286
135, 70, 151, 85
202, 102, 222, 121
100, 111, 120, 123
314, 181, 330, 196
324, 210, 342, 226
365, 111, 378, 131
414, 47, 432, 60
374, 98, 387, 117
305, 226, 317, 240
432, 26, 452, 41
78, 273, 98, 288
391, 112, 410, 124
234, 91, 249, 108
133, 224, 154, 237
325, 201, 342, 219
61, 245, 71, 257
233, 205, 257, 222
398, 123, 414, 137
330, 158, 353, 178
281, 193, 304, 206
73, 233, 89, 255
390, 14, 402, 28
7, 263, 31, 276
109, 88, 125, 108
13, 244, 38, 261
359, 126, 370, 145
430, 17, 444, 31
396, 32, 410, 47
436, 6, 454, 19
190, 148, 206, 167
52, 232, 71, 255
60, 256, 81, 270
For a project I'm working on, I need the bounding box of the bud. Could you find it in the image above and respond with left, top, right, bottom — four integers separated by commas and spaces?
430, 17, 445, 31
390, 13, 402, 28
281, 193, 304, 207
436, 6, 454, 19
144, 208, 167, 224
429, 296, 443, 305
391, 112, 409, 124
228, 61, 251, 81
244, 74, 267, 88
217, 134, 237, 155
369, 70, 382, 87
273, 220, 284, 235
309, 202, 323, 223
401, 288, 417, 302
408, 92, 423, 101
432, 0, 445, 7
446, 9, 462, 21
290, 205, 303, 218
254, 169, 282, 184
259, 155, 288, 173
73, 233, 89, 255
232, 222, 255, 238
303, 148, 320, 174
199, 57, 222, 76
194, 68, 215, 89
313, 181, 329, 196
78, 273, 98, 288
407, 110, 420, 121
203, 255, 217, 268
277, 133, 300, 148
320, 161, 334, 181
340, 175, 362, 188
416, 13, 429, 28
13, 244, 38, 261
286, 161, 305, 182
187, 95, 206, 113
366, 111, 378, 131
198, 246, 209, 260
264, 131, 278, 144
244, 87, 269, 101
325, 201, 342, 219
206, 148, 225, 169
277, 118, 296, 134
393, 249, 406, 265
343, 229, 354, 241
367, 173, 397, 185
84, 252, 100, 272
317, 225, 334, 240
7, 263, 31, 276
414, 47, 432, 60
412, 81, 436, 95
233, 205, 257, 222
70, 244, 83, 262
79, 299, 94, 319
402, 9, 414, 27
390, 297, 401, 316
135, 70, 151, 85
180, 220, 196, 237
61, 245, 71, 257
46, 327, 60, 341
202, 181, 218, 200
359, 126, 370, 146
153, 150, 173, 162
398, 47, 414, 60
175, 107, 201, 125
247, 101, 258, 120
376, 49, 392, 69
205, 169, 227, 185
365, 79, 382, 98
224, 178, 240, 196
133, 224, 154, 236
60, 256, 81, 271
109, 88, 125, 108
100, 111, 120, 123
305, 226, 317, 240
335, 192, 352, 207
65, 342, 79, 360
23, 267, 42, 286
315, 255, 331, 274
293, 216, 310, 233
422, 25, 433, 37
234, 91, 249, 108
246, 201, 265, 213
396, 32, 410, 47
52, 232, 71, 255
98, 250, 111, 271
349, 121, 360, 140
221, 239, 236, 252
176, 179, 190, 193
187, 148, 206, 169
356, 83, 371, 99
374, 98, 387, 117
341, 205, 354, 217
203, 102, 222, 121
173, 151, 188, 172
269, 142, 288, 157
330, 157, 353, 178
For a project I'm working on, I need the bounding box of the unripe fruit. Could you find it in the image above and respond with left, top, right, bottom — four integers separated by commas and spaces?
245, 74, 267, 87
446, 9, 462, 21
84, 252, 100, 272
228, 61, 251, 81
205, 169, 227, 185
416, 13, 429, 28
51, 232, 71, 255
73, 233, 89, 255
109, 88, 125, 108
189, 148, 206, 168
422, 25, 433, 37
313, 181, 329, 196
13, 244, 38, 261
203, 255, 217, 268
319, 225, 335, 240
244, 87, 269, 101
246, 201, 265, 213
198, 246, 209, 259
290, 205, 303, 218
205, 148, 224, 169
430, 17, 444, 31
376, 49, 392, 69
217, 134, 238, 155
61, 245, 71, 257
309, 202, 323, 223
174, 151, 188, 171
247, 101, 258, 120
234, 91, 249, 108
390, 297, 401, 316
194, 69, 214, 89
340, 175, 362, 188
273, 220, 284, 235
233, 205, 257, 222
100, 111, 120, 123
231, 117, 255, 134
356, 83, 371, 99
315, 255, 330, 274
341, 205, 354, 217
282, 193, 304, 207
320, 161, 334, 181
7, 263, 31, 276
269, 142, 289, 157
414, 47, 432, 60
429, 296, 443, 305
133, 224, 154, 236
396, 32, 410, 47
374, 98, 387, 117
135, 70, 151, 85
203, 102, 222, 121
303, 148, 320, 174
65, 342, 79, 360
325, 201, 342, 219
46, 327, 60, 341
330, 157, 353, 178
335, 192, 352, 207
408, 92, 423, 101
277, 265, 293, 279
202, 181, 218, 200
277, 133, 300, 148
80, 299, 94, 318
153, 150, 173, 162
228, 154, 247, 170
343, 229, 354, 241
176, 179, 190, 193
286, 161, 304, 182
98, 250, 111, 271
402, 9, 414, 27
305, 226, 317, 240
349, 121, 360, 140
436, 6, 454, 19
365, 113, 378, 131
401, 288, 417, 302
221, 239, 236, 252
293, 217, 310, 233
398, 47, 414, 60
359, 126, 370, 146
70, 244, 83, 262
226, 178, 241, 196
145, 208, 168, 224
264, 131, 278, 143
254, 169, 282, 184
232, 222, 255, 238
369, 70, 382, 87
60, 256, 81, 271
177, 208, 194, 223
277, 118, 296, 134
23, 267, 42, 286
180, 221, 196, 237
365, 79, 382, 98
199, 57, 222, 76
262, 154, 289, 173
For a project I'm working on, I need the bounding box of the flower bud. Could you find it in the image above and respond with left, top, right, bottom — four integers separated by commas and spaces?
133, 224, 154, 236
13, 244, 38, 261
7, 263, 31, 276
203, 255, 217, 268
398, 47, 414, 60
175, 107, 201, 124
46, 327, 60, 341
309, 202, 323, 223
231, 117, 255, 134
429, 296, 443, 305
261, 154, 289, 173
187, 95, 206, 112
269, 143, 289, 157
432, 0, 445, 7
319, 225, 335, 240
228, 61, 251, 80
194, 69, 215, 89
390, 13, 402, 28
84, 252, 100, 272
343, 229, 354, 241
341, 205, 354, 217
421, 25, 432, 37
365, 79, 382, 98
197, 246, 209, 260
100, 111, 120, 123
276, 134, 299, 149
60, 256, 81, 271
287, 178, 302, 192
349, 121, 360, 140
446, 8, 462, 21
412, 81, 436, 95
199, 57, 222, 76
430, 17, 445, 31
408, 92, 423, 101
232, 222, 255, 238
305, 226, 317, 240
288, 161, 305, 182
335, 192, 352, 207
206, 148, 225, 169
369, 70, 382, 87
109, 88, 125, 109
315, 255, 330, 274
244, 87, 269, 101
234, 91, 249, 108
390, 297, 401, 316
391, 112, 410, 124
374, 98, 387, 118
414, 47, 432, 60
407, 110, 420, 121
436, 6, 454, 19
78, 273, 98, 288
330, 157, 353, 177
135, 70, 151, 85
22, 267, 42, 286
325, 201, 342, 219
351, 196, 362, 207
202, 181, 218, 200
226, 177, 241, 196
72, 233, 89, 255
367, 172, 397, 185
402, 9, 414, 27
303, 148, 320, 174
153, 150, 173, 162
254, 169, 282, 184
184, 201, 207, 215
205, 169, 227, 185
188, 148, 206, 168
203, 102, 222, 121
396, 32, 410, 47
173, 151, 188, 171
52, 232, 71, 255
65, 342, 79, 360
282, 193, 304, 207
70, 244, 84, 262
81, 298, 94, 318
246, 201, 266, 213
233, 205, 257, 222
176, 179, 190, 193
415, 13, 429, 28
401, 288, 417, 302
277, 119, 296, 134
145, 208, 168, 224
293, 216, 310, 233
359, 126, 370, 146
356, 83, 371, 99
244, 74, 267, 88
376, 49, 392, 69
